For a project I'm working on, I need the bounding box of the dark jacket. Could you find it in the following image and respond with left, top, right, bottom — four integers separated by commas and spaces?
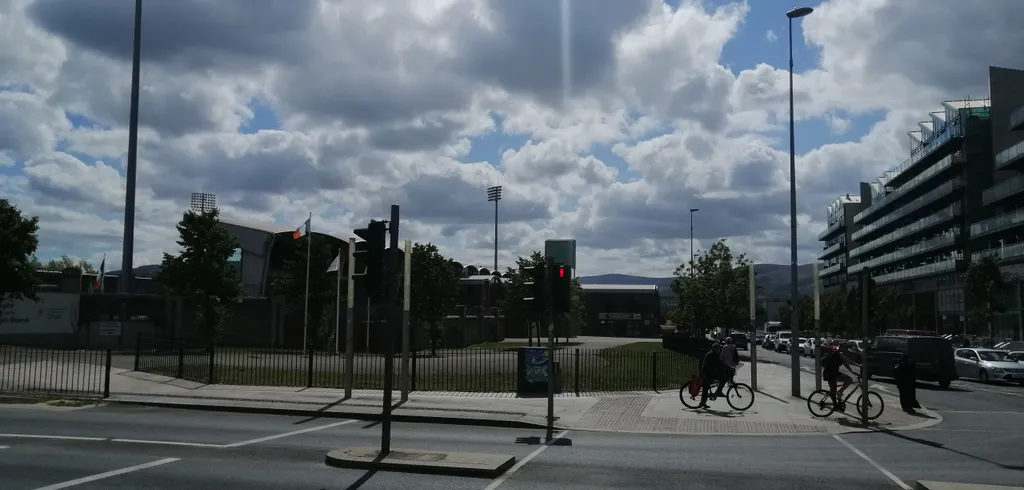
701, 350, 723, 378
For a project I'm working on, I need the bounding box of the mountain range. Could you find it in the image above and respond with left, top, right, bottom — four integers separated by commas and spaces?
577, 264, 817, 300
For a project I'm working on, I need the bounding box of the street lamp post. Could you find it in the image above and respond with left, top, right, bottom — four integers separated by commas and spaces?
689, 208, 699, 271
120, 0, 143, 293
787, 6, 813, 397
487, 186, 502, 271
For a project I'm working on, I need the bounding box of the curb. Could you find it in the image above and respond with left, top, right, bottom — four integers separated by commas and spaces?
324, 447, 515, 478
834, 405, 944, 434
108, 398, 559, 431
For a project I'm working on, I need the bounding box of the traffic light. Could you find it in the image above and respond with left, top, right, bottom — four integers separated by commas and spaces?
353, 220, 388, 298
522, 263, 546, 316
551, 264, 572, 314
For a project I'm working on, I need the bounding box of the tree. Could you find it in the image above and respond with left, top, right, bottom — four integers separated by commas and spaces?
500, 251, 585, 345
269, 234, 338, 349
155, 208, 241, 341
670, 240, 751, 335
407, 243, 460, 355
40, 254, 96, 273
0, 199, 41, 301
966, 255, 1010, 340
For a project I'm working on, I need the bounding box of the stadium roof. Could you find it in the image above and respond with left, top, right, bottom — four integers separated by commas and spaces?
218, 217, 294, 235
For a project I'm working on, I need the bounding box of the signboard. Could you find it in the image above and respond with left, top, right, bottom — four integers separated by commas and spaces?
544, 239, 576, 271
599, 312, 641, 321
99, 321, 122, 336
0, 293, 79, 335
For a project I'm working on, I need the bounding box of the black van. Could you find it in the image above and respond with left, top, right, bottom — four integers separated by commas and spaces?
865, 335, 957, 388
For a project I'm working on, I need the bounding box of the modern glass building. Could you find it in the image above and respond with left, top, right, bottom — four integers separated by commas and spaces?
817, 193, 863, 292
818, 67, 1024, 341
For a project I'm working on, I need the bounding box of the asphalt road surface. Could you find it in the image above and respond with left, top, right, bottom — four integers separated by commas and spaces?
2, 401, 1023, 489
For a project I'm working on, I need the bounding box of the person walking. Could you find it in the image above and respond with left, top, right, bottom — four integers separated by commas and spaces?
894, 354, 921, 414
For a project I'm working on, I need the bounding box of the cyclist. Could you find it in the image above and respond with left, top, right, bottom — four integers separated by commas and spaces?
699, 343, 727, 406
822, 342, 859, 410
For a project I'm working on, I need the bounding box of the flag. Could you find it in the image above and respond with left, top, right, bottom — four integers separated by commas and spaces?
95, 255, 106, 293
326, 254, 341, 273
293, 217, 310, 240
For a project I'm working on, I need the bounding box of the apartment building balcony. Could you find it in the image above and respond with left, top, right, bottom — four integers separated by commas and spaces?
817, 241, 844, 260
970, 208, 1024, 239
849, 203, 961, 259
877, 112, 963, 190
847, 233, 957, 275
818, 220, 844, 241
851, 178, 962, 242
872, 258, 958, 285
994, 139, 1024, 171
819, 262, 842, 278
982, 175, 1024, 206
973, 241, 1024, 263
1012, 104, 1024, 131
854, 153, 960, 225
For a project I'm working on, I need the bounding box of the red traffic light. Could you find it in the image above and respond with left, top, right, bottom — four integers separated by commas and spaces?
558, 267, 565, 278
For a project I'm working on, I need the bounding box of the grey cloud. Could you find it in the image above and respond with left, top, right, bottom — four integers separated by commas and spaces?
28, 0, 313, 71
384, 173, 551, 226
452, 0, 651, 106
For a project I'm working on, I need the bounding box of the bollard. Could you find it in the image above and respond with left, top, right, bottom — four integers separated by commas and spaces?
307, 347, 315, 388
103, 349, 113, 398
207, 343, 216, 384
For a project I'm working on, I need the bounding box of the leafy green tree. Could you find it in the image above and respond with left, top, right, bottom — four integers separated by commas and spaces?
0, 199, 41, 301
966, 255, 1010, 340
670, 240, 751, 335
40, 254, 96, 273
155, 208, 241, 341
270, 235, 337, 349
407, 243, 460, 355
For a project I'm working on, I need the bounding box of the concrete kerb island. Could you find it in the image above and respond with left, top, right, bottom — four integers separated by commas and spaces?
324, 447, 516, 478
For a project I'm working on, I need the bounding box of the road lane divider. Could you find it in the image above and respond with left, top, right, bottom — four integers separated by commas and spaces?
33, 457, 179, 490
223, 419, 357, 448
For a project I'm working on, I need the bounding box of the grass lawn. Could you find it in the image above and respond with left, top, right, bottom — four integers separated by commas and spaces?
136, 345, 699, 393
466, 341, 583, 350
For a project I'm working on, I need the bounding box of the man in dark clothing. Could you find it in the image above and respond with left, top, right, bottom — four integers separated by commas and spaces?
700, 343, 727, 406
894, 354, 921, 413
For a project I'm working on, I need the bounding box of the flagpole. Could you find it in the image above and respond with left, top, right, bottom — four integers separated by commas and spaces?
334, 246, 341, 355
303, 212, 312, 354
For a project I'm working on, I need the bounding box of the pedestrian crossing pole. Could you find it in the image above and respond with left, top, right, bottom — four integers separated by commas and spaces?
748, 264, 758, 389
813, 263, 822, 392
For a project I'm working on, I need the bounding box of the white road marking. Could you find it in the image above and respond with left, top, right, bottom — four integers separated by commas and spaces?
0, 434, 107, 442
482, 430, 570, 490
32, 457, 179, 490
833, 434, 911, 490
223, 419, 357, 448
110, 439, 226, 448
0, 445, 8, 449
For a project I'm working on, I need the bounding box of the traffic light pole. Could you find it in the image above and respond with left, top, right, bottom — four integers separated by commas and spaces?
381, 205, 400, 456
546, 260, 556, 443
344, 238, 356, 399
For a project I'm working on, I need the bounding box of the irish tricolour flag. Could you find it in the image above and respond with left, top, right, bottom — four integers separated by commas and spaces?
293, 217, 310, 240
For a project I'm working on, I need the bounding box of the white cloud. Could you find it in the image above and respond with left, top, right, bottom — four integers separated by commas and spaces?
0, 0, 1021, 278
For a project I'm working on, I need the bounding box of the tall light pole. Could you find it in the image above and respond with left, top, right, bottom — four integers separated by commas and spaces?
487, 185, 502, 271
120, 0, 143, 293
689, 208, 699, 272
787, 6, 813, 397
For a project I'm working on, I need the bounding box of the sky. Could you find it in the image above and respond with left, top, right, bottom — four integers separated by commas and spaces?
3, 0, 1024, 278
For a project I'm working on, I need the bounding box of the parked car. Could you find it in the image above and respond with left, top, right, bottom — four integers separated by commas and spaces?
729, 333, 749, 350
954, 349, 1024, 386
797, 338, 809, 356
1008, 351, 1024, 365
865, 335, 957, 388
775, 331, 793, 353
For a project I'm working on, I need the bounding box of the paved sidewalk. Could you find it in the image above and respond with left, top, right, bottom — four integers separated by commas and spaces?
95, 361, 941, 436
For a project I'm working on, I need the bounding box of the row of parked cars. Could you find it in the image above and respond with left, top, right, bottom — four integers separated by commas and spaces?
760, 330, 1024, 388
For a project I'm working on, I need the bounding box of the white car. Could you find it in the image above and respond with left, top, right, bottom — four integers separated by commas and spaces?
797, 338, 809, 356
954, 348, 1024, 385
776, 331, 793, 352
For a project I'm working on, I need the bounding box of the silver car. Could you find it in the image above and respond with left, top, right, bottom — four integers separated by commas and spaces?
954, 348, 1024, 385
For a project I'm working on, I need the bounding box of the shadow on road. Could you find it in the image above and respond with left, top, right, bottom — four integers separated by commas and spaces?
344, 454, 385, 490
870, 378, 970, 393
292, 394, 353, 425
872, 427, 1024, 471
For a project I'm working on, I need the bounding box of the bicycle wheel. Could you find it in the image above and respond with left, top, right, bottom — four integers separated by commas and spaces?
856, 391, 884, 420
679, 379, 703, 409
726, 382, 755, 411
807, 389, 837, 418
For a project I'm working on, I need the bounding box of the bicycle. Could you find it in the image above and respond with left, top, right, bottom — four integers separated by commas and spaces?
806, 376, 884, 420
679, 375, 755, 411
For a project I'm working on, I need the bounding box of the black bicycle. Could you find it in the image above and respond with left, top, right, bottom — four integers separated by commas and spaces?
679, 375, 755, 411
806, 377, 884, 420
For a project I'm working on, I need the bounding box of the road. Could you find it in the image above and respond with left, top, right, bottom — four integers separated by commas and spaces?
2, 401, 1023, 489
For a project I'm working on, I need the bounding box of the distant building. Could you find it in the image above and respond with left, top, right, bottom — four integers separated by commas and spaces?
580, 284, 662, 337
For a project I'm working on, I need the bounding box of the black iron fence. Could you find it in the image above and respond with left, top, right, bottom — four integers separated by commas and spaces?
1, 344, 113, 397
133, 337, 699, 394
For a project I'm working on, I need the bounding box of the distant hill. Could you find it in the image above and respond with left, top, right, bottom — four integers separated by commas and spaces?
578, 264, 816, 300
108, 264, 161, 277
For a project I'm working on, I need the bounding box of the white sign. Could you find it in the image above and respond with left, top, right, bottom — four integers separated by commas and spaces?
99, 321, 122, 336
0, 293, 79, 335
